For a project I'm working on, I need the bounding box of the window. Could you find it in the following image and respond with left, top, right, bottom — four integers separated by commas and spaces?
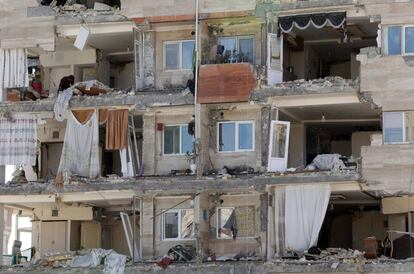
216, 206, 255, 239
386, 26, 414, 55
218, 121, 254, 152
218, 36, 254, 63
164, 41, 195, 70
387, 26, 402, 55
162, 209, 194, 240
383, 112, 410, 144
163, 125, 194, 155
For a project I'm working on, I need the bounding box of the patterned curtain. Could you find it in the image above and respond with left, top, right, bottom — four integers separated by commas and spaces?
0, 114, 37, 166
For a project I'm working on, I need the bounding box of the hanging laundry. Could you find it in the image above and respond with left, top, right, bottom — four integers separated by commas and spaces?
72, 109, 109, 125
0, 114, 37, 166
58, 110, 100, 178
0, 49, 29, 91
54, 87, 73, 122
106, 109, 128, 150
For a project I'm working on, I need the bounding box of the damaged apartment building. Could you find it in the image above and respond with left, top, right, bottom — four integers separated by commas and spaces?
1, 0, 414, 273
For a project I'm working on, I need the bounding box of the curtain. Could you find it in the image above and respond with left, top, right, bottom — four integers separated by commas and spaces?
275, 184, 331, 253
58, 110, 100, 178
0, 114, 37, 166
0, 48, 29, 91
106, 109, 129, 150
278, 12, 346, 36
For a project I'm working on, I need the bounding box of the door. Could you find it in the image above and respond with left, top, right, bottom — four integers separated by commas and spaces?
40, 221, 67, 254
268, 120, 290, 172
80, 221, 101, 249
267, 33, 283, 85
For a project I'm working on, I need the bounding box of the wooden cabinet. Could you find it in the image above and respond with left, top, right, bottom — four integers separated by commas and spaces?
40, 221, 67, 254
80, 221, 101, 249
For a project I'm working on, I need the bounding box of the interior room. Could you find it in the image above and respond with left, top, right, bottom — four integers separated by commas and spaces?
278, 101, 381, 167
35, 113, 143, 182
3, 195, 139, 259
281, 16, 378, 81
318, 190, 384, 251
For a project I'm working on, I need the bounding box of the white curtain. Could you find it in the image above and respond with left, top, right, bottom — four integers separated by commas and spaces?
0, 114, 37, 166
58, 110, 100, 178
275, 184, 331, 253
0, 48, 29, 91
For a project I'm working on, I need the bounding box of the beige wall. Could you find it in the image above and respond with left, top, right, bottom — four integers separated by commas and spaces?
206, 194, 262, 257
352, 131, 377, 158
0, 1, 55, 50
153, 196, 196, 257
155, 29, 194, 90
361, 144, 414, 194
142, 109, 195, 175
121, 0, 255, 19
208, 106, 263, 171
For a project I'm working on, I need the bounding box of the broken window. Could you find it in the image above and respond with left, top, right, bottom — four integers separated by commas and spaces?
164, 41, 195, 70
383, 112, 410, 144
216, 206, 255, 239
163, 125, 194, 155
162, 209, 194, 240
218, 121, 254, 152
218, 36, 254, 63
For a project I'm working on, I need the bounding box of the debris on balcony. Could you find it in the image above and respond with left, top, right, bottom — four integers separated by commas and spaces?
251, 77, 359, 101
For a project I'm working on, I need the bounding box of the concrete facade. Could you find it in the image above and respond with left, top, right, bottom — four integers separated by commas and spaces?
1, 0, 414, 273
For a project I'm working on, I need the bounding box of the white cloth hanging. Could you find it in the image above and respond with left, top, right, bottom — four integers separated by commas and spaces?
283, 184, 331, 252
119, 148, 133, 178
0, 49, 29, 91
58, 110, 100, 178
54, 87, 73, 122
0, 114, 37, 166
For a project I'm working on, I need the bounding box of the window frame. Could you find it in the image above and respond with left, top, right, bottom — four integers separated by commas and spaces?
162, 124, 194, 156
161, 209, 195, 241
383, 111, 410, 144
217, 35, 255, 63
217, 121, 255, 153
216, 206, 235, 239
163, 40, 195, 71
403, 25, 414, 56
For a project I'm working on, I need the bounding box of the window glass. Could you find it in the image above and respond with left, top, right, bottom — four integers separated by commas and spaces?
388, 26, 402, 55
219, 123, 236, 152
239, 38, 254, 63
180, 209, 194, 239
271, 124, 288, 158
18, 231, 32, 251
181, 125, 194, 154
182, 41, 195, 70
164, 212, 179, 239
164, 126, 180, 154
239, 123, 253, 150
217, 208, 235, 239
405, 27, 414, 54
165, 43, 180, 69
17, 217, 31, 229
383, 112, 404, 143
219, 38, 237, 61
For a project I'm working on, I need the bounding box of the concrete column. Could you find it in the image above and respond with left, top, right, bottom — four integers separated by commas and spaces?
261, 106, 271, 168
142, 114, 156, 175
0, 88, 6, 102
141, 195, 155, 259
0, 166, 5, 185
0, 204, 4, 265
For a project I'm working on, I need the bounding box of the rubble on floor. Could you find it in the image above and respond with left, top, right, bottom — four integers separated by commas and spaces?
251, 76, 359, 101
